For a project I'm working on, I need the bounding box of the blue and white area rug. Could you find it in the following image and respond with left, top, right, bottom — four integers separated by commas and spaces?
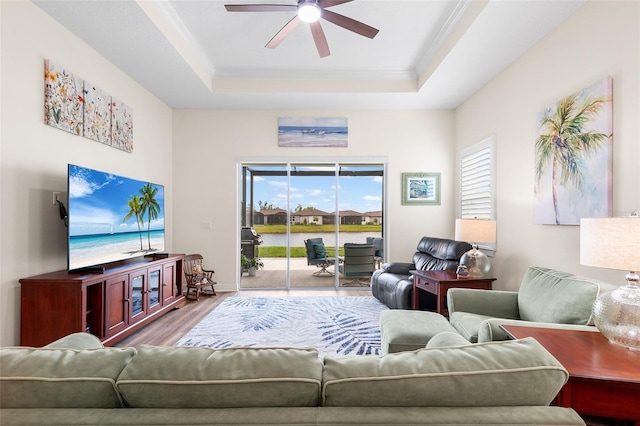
175, 296, 389, 357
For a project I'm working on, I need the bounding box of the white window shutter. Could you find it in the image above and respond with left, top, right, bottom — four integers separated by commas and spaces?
460, 137, 496, 254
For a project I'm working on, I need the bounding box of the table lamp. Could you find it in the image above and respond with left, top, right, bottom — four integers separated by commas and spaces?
580, 216, 640, 350
454, 219, 496, 278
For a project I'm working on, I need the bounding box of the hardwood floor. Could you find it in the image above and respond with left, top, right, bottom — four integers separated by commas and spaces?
114, 289, 372, 347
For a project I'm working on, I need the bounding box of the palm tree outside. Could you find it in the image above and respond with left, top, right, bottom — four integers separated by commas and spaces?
535, 87, 611, 225
124, 195, 145, 250
140, 183, 160, 250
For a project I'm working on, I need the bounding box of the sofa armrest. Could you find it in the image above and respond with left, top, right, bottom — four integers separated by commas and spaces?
479, 318, 598, 343
43, 332, 104, 349
447, 288, 520, 319
380, 262, 414, 275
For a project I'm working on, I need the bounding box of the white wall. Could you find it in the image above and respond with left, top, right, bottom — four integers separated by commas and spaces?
0, 2, 174, 346
455, 0, 640, 290
172, 110, 457, 291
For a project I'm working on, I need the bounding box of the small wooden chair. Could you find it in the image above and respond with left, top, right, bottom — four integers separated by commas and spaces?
183, 254, 216, 300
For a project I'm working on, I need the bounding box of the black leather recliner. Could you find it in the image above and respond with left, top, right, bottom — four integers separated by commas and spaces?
371, 237, 472, 309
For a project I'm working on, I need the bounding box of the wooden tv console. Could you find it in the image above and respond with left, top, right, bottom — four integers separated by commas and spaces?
20, 254, 186, 347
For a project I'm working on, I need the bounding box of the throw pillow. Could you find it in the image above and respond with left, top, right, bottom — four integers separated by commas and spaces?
314, 243, 326, 258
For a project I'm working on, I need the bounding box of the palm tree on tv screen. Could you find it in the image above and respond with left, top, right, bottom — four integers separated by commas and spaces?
140, 183, 160, 250
124, 195, 145, 251
535, 93, 609, 225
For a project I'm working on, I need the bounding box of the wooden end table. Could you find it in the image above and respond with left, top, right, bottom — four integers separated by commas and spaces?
410, 270, 495, 315
501, 325, 640, 424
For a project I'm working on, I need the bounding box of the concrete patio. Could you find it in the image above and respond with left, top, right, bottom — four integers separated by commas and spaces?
240, 257, 372, 290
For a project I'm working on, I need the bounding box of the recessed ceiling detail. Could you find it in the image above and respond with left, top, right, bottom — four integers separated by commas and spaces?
32, 0, 586, 109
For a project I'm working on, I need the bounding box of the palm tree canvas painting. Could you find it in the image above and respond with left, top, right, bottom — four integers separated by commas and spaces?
534, 77, 613, 225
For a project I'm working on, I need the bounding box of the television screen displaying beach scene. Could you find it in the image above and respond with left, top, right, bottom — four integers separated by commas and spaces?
67, 164, 165, 271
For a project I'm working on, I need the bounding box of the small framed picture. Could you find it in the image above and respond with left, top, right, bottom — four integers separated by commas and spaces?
402, 173, 441, 205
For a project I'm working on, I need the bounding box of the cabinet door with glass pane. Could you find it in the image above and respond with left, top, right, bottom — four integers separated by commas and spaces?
129, 270, 147, 324
147, 266, 162, 314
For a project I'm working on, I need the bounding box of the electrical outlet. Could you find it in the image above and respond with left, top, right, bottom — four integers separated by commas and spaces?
53, 192, 61, 205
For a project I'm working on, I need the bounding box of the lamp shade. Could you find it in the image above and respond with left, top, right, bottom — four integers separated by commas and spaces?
580, 216, 640, 350
580, 217, 640, 272
455, 219, 497, 244
454, 219, 496, 278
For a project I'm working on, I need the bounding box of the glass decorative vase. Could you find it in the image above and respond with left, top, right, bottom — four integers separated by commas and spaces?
592, 273, 640, 350
459, 245, 491, 278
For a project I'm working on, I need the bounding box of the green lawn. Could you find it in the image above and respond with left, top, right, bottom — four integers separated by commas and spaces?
251, 224, 381, 257
254, 224, 381, 234
259, 246, 343, 258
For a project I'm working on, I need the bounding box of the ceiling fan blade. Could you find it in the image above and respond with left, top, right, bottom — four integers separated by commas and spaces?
321, 9, 379, 39
266, 16, 301, 49
319, 0, 354, 8
310, 21, 330, 58
225, 4, 297, 12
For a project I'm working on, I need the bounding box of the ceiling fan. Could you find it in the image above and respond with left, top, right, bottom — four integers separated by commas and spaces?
224, 0, 379, 58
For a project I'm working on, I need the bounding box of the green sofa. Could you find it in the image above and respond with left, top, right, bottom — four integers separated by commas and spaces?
447, 266, 617, 343
0, 332, 585, 425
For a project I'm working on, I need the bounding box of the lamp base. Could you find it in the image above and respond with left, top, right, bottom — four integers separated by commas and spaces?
459, 246, 491, 278
593, 274, 640, 350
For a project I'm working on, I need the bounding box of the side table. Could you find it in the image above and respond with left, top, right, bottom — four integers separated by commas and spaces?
502, 325, 640, 424
410, 270, 495, 315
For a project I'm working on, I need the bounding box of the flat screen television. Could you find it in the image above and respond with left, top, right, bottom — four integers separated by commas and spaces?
67, 164, 165, 271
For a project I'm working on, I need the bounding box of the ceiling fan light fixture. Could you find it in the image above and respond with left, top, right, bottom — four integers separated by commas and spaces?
298, 1, 321, 23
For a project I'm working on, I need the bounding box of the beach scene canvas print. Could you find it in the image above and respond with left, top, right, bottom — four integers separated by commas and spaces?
278, 117, 348, 147
68, 164, 165, 270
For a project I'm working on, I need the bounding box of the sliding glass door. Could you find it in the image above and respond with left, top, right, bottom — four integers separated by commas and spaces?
239, 161, 384, 290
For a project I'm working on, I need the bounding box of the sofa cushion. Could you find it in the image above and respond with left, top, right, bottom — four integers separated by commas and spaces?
379, 310, 457, 354
0, 346, 135, 408
116, 346, 323, 408
314, 243, 326, 258
448, 311, 496, 343
322, 337, 567, 407
518, 266, 613, 325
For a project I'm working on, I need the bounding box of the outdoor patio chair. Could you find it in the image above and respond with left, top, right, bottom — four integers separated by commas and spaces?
366, 236, 384, 268
304, 238, 336, 277
339, 243, 376, 286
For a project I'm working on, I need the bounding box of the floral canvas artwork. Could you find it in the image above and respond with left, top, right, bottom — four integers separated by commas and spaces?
534, 77, 613, 225
44, 60, 84, 135
44, 59, 134, 153
111, 97, 133, 153
83, 82, 112, 144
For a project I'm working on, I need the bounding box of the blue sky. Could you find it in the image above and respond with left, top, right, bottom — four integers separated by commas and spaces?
68, 164, 164, 236
250, 166, 383, 213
